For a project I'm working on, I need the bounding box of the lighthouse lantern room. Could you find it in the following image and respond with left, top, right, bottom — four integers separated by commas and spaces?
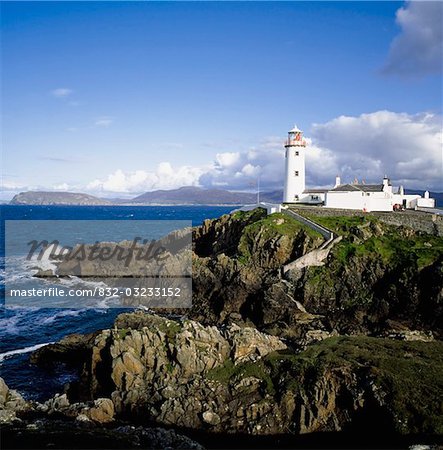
283, 125, 307, 203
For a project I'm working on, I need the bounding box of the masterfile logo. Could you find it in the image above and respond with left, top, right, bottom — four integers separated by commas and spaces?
4, 220, 192, 309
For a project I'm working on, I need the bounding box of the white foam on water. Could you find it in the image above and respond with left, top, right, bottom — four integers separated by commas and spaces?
0, 342, 54, 363
38, 308, 88, 325
24, 251, 58, 273
93, 294, 121, 309
0, 307, 41, 335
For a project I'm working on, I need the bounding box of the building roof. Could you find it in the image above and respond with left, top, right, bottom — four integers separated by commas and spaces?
303, 188, 327, 194
330, 183, 384, 193
289, 125, 301, 133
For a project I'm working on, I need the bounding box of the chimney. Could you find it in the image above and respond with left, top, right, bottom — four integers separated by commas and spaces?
334, 175, 341, 188
383, 175, 391, 193
424, 190, 430, 199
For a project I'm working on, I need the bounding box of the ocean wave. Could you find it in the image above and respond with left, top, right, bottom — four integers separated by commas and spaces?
38, 308, 88, 325
24, 251, 58, 273
0, 306, 41, 334
0, 342, 54, 363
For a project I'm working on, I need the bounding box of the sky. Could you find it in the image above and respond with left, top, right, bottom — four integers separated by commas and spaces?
1, 1, 442, 200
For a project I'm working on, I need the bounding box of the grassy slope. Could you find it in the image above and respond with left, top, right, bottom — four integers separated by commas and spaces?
302, 214, 443, 269
235, 211, 323, 264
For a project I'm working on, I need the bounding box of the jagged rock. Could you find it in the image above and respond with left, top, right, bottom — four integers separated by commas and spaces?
83, 398, 114, 423
385, 329, 434, 342
0, 378, 31, 423
303, 329, 339, 346
24, 208, 443, 439
29, 311, 443, 437
0, 409, 19, 424
227, 324, 287, 363
0, 377, 9, 405
33, 268, 55, 278
202, 410, 221, 425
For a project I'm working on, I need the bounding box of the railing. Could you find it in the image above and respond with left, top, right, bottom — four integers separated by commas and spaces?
285, 139, 306, 147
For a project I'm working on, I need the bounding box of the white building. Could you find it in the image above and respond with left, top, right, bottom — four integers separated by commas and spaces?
282, 125, 436, 212
283, 125, 307, 203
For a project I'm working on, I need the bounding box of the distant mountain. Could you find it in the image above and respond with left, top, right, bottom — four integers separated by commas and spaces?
10, 191, 111, 206
8, 188, 441, 207
130, 186, 259, 205
259, 190, 284, 203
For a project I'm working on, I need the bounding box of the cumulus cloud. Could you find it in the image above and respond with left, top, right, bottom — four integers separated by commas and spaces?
82, 110, 442, 196
86, 163, 204, 194
382, 1, 443, 77
200, 111, 442, 192
199, 142, 284, 191
51, 88, 73, 98
310, 111, 442, 190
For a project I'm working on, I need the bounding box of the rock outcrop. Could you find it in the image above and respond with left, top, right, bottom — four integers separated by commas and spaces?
30, 313, 443, 437
190, 210, 443, 340
0, 378, 30, 423
18, 208, 443, 445
0, 378, 204, 449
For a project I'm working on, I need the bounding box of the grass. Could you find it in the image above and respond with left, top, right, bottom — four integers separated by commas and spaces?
332, 231, 443, 269
237, 212, 322, 264
230, 208, 268, 223
288, 336, 443, 435
117, 328, 130, 339
207, 358, 276, 395
298, 213, 443, 269
301, 214, 376, 234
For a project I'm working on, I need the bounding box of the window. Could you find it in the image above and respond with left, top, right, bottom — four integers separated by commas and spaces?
312, 195, 319, 200
294, 195, 299, 200
295, 151, 299, 156
294, 171, 299, 176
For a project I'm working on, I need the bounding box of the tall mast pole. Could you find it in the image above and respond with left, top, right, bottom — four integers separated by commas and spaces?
257, 174, 260, 204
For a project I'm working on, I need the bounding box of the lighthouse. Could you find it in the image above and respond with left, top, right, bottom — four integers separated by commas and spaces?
283, 125, 307, 203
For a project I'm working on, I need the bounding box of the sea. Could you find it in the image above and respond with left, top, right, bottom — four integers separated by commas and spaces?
0, 205, 234, 401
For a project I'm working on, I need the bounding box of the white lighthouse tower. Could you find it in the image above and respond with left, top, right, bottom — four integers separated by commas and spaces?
283, 125, 307, 203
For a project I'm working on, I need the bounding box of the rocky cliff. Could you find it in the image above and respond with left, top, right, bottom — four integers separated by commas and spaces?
18, 207, 443, 446
187, 209, 443, 343
29, 313, 443, 439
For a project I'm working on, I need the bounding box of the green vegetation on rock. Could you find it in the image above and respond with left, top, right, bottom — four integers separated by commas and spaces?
302, 213, 443, 269
237, 212, 322, 265
268, 336, 443, 435
208, 336, 443, 435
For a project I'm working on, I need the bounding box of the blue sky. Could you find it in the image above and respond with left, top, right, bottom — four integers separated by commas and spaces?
1, 1, 442, 198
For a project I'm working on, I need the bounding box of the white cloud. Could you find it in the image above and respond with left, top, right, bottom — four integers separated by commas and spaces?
382, 1, 443, 77
52, 183, 70, 191
215, 152, 241, 167
87, 163, 204, 194
51, 88, 73, 98
94, 117, 114, 127
309, 111, 442, 190
199, 140, 284, 191
79, 110, 442, 196
1, 181, 28, 191
200, 111, 442, 192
